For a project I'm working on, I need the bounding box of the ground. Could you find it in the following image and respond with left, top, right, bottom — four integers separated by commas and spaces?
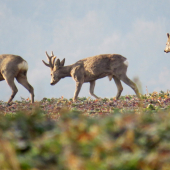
0, 91, 170, 170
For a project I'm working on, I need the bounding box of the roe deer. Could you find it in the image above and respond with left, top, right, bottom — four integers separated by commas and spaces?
42, 52, 140, 101
0, 54, 34, 104
164, 33, 170, 53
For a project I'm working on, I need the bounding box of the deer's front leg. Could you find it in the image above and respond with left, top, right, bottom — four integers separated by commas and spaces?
71, 66, 84, 101
89, 81, 99, 99
73, 82, 83, 101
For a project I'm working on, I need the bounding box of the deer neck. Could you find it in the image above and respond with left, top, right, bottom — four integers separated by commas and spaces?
59, 65, 73, 78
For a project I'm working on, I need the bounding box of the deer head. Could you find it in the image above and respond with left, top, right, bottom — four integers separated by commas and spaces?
42, 51, 65, 85
164, 33, 170, 53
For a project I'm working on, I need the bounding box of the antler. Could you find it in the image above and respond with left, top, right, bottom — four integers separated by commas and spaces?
51, 51, 56, 67
42, 51, 56, 69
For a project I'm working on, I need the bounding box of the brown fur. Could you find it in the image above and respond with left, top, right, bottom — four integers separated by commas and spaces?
164, 33, 170, 53
0, 54, 34, 104
43, 52, 140, 101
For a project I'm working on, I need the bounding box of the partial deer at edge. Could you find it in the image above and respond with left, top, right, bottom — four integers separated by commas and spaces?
164, 33, 170, 53
42, 52, 140, 101
0, 54, 34, 104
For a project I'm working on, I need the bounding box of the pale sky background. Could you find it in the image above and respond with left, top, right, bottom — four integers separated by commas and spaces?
0, 0, 170, 102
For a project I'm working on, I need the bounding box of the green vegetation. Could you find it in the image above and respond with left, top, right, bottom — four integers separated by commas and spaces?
0, 91, 170, 170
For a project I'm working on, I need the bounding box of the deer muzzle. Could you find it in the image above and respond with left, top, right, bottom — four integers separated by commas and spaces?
50, 78, 60, 85
164, 49, 169, 53
50, 82, 55, 85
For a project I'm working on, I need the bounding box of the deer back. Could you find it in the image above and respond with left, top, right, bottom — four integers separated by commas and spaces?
0, 54, 28, 78
72, 54, 127, 82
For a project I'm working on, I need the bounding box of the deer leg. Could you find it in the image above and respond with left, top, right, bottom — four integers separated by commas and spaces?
120, 74, 140, 98
89, 81, 99, 99
16, 74, 34, 103
5, 77, 18, 104
112, 75, 123, 100
73, 82, 83, 101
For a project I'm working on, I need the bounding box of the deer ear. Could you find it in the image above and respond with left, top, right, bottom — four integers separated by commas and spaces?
60, 58, 65, 67
167, 33, 169, 38
55, 59, 60, 67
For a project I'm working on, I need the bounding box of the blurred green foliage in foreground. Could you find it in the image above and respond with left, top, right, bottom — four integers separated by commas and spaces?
1, 93, 170, 170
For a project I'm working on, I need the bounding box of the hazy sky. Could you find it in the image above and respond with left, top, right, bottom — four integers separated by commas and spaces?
0, 0, 170, 102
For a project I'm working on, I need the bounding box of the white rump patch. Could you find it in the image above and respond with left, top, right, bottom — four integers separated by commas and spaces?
124, 59, 129, 66
18, 61, 28, 70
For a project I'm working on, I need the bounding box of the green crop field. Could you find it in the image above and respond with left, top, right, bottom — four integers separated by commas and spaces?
0, 91, 170, 170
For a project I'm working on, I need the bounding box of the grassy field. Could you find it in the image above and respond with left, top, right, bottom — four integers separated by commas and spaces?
0, 91, 170, 170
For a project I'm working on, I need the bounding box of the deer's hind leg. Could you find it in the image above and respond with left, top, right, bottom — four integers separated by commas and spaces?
120, 74, 140, 98
112, 75, 123, 100
4, 75, 18, 104
16, 71, 34, 103
89, 81, 99, 99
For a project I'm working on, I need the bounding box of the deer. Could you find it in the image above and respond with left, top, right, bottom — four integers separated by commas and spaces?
0, 54, 34, 104
42, 51, 140, 101
164, 33, 170, 53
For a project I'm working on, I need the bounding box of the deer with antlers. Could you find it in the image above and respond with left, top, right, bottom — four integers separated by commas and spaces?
42, 51, 140, 101
0, 54, 34, 104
